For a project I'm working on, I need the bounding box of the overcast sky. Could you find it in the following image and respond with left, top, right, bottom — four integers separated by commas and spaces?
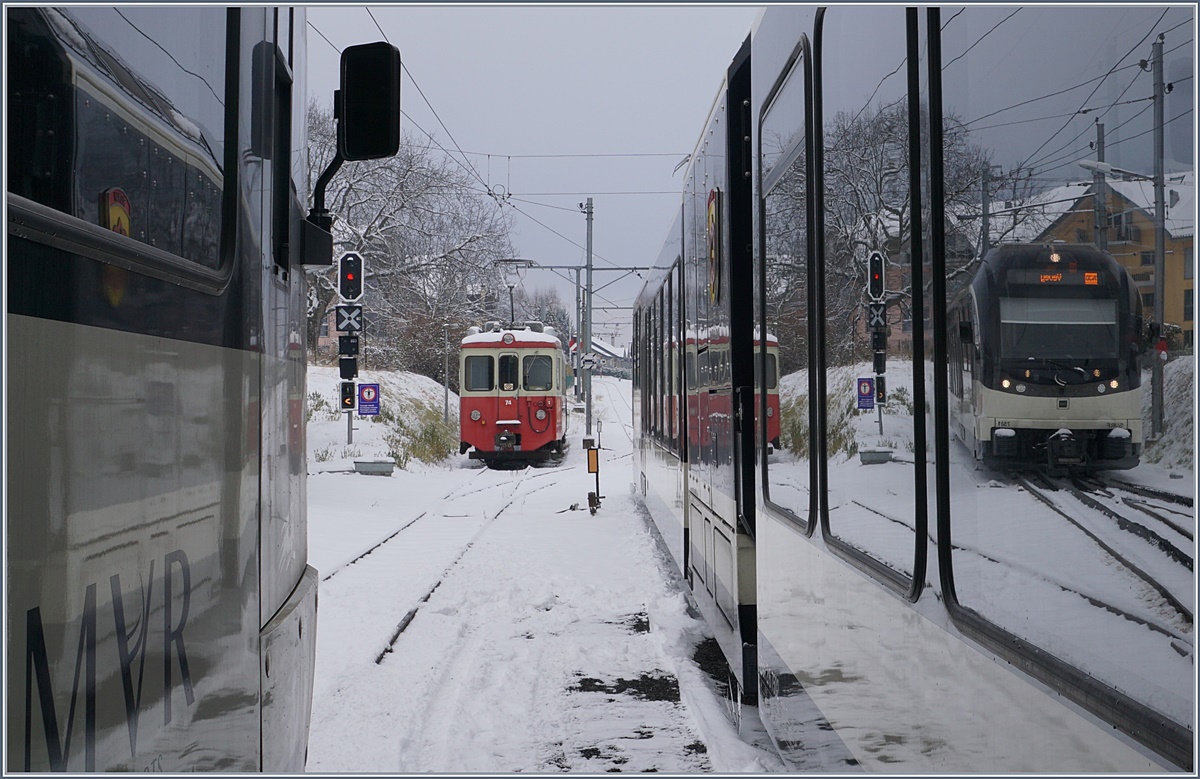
306, 5, 762, 346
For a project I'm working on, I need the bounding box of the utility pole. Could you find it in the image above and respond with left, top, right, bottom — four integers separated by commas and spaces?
980, 164, 1002, 257
980, 166, 992, 258
1092, 121, 1109, 252
583, 197, 594, 436
443, 322, 450, 424
574, 267, 582, 399
1150, 34, 1166, 439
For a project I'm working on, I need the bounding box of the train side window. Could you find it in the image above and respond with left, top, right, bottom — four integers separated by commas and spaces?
818, 7, 919, 590
498, 354, 518, 392
9, 8, 231, 274
523, 355, 553, 391
464, 356, 494, 392
758, 24, 813, 531
938, 6, 1193, 750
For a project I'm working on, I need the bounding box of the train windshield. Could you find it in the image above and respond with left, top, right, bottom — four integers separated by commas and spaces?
523, 355, 553, 391
498, 354, 518, 391
998, 297, 1119, 360
464, 355, 494, 391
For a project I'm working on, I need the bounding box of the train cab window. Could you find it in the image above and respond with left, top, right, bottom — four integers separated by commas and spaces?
464, 355, 494, 392
523, 355, 553, 391
999, 297, 1118, 360
939, 6, 1193, 739
498, 354, 518, 392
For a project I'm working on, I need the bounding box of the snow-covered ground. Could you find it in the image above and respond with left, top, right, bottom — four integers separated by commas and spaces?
303, 369, 784, 773
302, 356, 1194, 772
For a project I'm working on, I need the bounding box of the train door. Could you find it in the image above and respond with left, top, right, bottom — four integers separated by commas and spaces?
494, 351, 524, 439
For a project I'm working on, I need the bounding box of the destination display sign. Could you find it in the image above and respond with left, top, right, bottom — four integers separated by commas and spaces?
1009, 268, 1100, 286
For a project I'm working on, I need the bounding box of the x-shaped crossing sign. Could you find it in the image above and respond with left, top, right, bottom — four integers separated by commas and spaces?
867, 302, 887, 329
336, 304, 363, 333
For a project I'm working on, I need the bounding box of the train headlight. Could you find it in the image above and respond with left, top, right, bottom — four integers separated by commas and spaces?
535, 409, 547, 420
470, 410, 482, 421
1097, 383, 1106, 394
502, 333, 515, 344
1110, 379, 1119, 389
766, 406, 774, 417
1015, 383, 1027, 393
1001, 379, 1012, 389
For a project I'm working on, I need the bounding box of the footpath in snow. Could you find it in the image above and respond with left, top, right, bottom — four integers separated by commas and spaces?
303, 374, 783, 773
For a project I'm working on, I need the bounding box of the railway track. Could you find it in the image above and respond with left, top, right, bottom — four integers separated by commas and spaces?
307, 379, 750, 773
372, 476, 561, 663
1010, 472, 1193, 628
321, 465, 571, 583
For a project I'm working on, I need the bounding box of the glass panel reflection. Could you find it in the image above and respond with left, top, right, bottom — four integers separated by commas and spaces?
761, 44, 812, 522
821, 7, 917, 579
941, 5, 1194, 728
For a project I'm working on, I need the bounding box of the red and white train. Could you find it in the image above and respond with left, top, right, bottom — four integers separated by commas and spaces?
458, 322, 569, 468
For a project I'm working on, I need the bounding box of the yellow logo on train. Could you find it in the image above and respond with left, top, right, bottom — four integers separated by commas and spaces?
101, 187, 131, 236
707, 188, 722, 304
99, 188, 131, 307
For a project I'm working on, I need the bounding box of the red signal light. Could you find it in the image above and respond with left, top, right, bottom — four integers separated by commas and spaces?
339, 253, 363, 301
868, 252, 885, 299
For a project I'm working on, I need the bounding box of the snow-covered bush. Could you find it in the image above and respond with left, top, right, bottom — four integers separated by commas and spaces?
376, 400, 458, 469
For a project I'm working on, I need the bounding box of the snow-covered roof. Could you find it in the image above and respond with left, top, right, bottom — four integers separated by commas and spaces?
1108, 171, 1195, 239
990, 171, 1194, 244
570, 335, 624, 360
462, 328, 561, 348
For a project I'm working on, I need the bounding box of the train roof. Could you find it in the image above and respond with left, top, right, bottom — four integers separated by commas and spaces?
462, 328, 561, 349
980, 242, 1124, 270
953, 243, 1133, 309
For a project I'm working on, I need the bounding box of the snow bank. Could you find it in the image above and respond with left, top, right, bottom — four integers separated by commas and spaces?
306, 366, 460, 473
1140, 356, 1195, 474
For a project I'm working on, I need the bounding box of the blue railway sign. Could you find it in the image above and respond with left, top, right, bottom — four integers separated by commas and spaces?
358, 383, 381, 416
857, 377, 875, 410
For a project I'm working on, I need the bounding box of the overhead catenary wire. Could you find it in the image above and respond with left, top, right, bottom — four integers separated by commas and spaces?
309, 13, 670, 301
1013, 8, 1170, 174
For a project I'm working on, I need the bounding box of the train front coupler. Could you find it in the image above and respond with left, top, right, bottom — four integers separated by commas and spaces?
1046, 429, 1086, 471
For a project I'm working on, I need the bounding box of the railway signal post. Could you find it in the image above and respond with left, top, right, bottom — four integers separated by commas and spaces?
584, 437, 602, 515
339, 252, 365, 443
867, 251, 887, 436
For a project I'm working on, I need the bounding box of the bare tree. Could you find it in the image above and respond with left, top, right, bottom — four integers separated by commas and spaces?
305, 100, 516, 376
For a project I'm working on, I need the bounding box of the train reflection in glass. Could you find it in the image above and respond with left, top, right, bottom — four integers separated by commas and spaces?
633, 4, 1193, 773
